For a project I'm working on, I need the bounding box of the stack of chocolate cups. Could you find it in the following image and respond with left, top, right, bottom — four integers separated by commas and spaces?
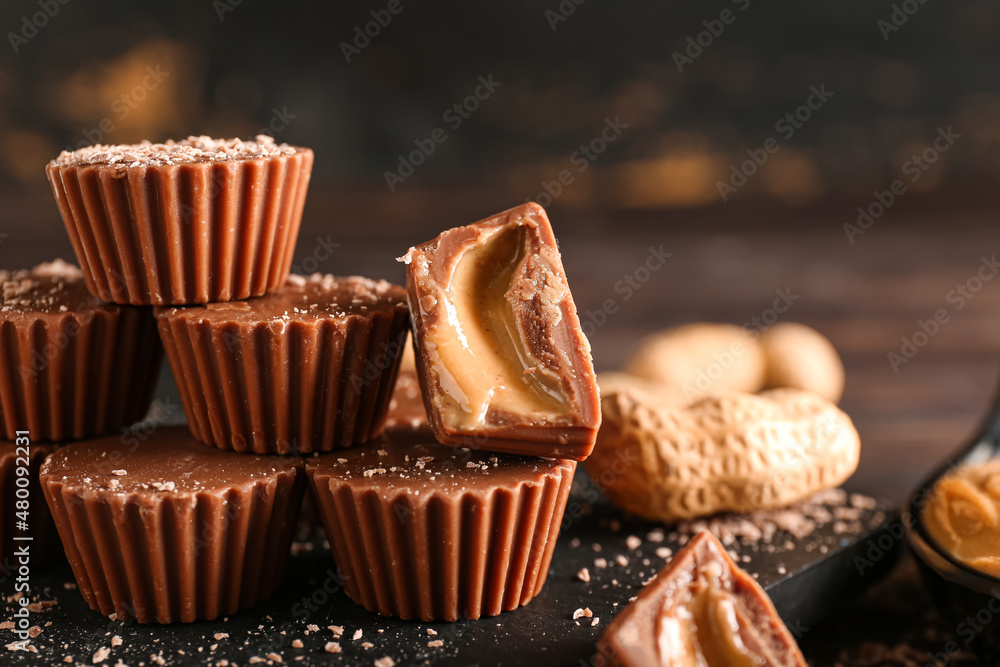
306, 202, 602, 622
15, 136, 600, 628
30, 135, 345, 624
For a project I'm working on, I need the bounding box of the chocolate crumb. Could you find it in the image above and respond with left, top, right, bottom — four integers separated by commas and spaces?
52, 135, 301, 168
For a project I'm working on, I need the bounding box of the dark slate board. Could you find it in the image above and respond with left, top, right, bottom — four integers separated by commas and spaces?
0, 473, 897, 667
1, 371, 900, 665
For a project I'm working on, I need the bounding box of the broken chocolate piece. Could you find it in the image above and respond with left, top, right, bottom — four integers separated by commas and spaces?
400, 203, 600, 460
598, 531, 806, 667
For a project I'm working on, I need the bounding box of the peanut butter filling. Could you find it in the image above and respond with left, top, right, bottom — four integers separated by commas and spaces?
924, 459, 1000, 577
422, 222, 569, 430
658, 561, 775, 667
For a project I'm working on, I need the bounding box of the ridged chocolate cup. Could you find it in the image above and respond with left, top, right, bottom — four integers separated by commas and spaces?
45, 148, 314, 305
0, 262, 163, 442
156, 275, 410, 455
0, 443, 60, 569
39, 426, 306, 624
307, 432, 577, 621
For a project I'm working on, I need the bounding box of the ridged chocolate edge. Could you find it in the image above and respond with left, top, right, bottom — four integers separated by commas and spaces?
157, 306, 410, 454
0, 309, 163, 442
308, 459, 577, 621
0, 444, 59, 567
45, 150, 314, 305
40, 467, 305, 623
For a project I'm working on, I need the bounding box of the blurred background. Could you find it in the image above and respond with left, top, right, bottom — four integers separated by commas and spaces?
2, 0, 1000, 501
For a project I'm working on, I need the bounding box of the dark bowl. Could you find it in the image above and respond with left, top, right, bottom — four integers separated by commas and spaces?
906, 380, 1000, 651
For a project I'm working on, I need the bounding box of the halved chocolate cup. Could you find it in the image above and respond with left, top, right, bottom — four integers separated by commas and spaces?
401, 203, 601, 461
599, 531, 807, 667
307, 431, 576, 621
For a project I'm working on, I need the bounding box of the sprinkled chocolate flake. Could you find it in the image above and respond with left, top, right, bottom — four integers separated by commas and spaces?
51, 135, 302, 168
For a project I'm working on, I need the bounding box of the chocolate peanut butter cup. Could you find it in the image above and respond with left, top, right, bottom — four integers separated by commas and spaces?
306, 431, 576, 622
39, 426, 305, 624
1, 443, 60, 568
599, 531, 806, 667
157, 274, 410, 455
401, 203, 601, 461
0, 260, 162, 441
46, 135, 313, 305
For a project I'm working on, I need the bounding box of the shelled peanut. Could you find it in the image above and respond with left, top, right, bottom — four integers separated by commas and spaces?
622, 321, 844, 404
584, 382, 860, 522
